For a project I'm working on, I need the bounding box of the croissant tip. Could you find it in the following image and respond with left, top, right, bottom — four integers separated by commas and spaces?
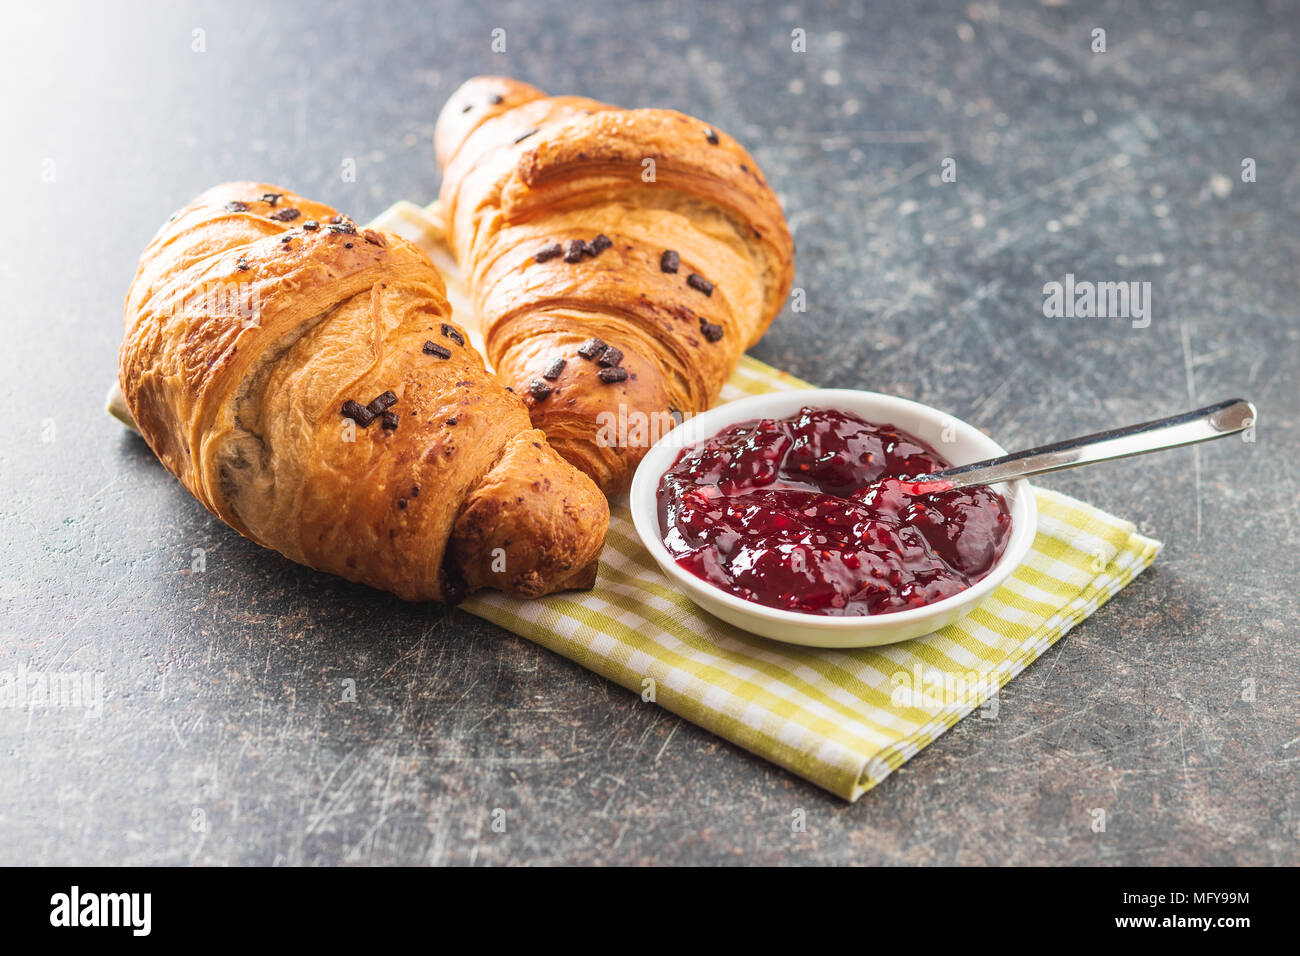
569, 559, 600, 591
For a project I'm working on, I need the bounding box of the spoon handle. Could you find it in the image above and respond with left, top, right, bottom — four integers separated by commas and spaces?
917, 398, 1258, 490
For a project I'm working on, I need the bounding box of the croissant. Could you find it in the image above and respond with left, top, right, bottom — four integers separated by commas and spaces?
434, 76, 795, 495
119, 181, 608, 602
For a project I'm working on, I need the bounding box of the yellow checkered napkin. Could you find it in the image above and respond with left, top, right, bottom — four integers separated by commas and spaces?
464, 372, 1161, 800
374, 200, 1164, 800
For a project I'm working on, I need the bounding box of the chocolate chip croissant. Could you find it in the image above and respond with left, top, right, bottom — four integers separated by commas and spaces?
119, 182, 608, 602
435, 76, 796, 495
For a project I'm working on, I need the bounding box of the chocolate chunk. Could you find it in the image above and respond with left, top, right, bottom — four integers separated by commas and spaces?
398, 498, 407, 509
703, 127, 719, 145
700, 320, 724, 342
269, 207, 300, 221
236, 257, 250, 271
224, 201, 248, 213
344, 242, 353, 248
440, 323, 465, 346
341, 399, 375, 426
423, 341, 452, 359
302, 220, 320, 231
367, 390, 398, 416
660, 250, 680, 273
261, 192, 282, 206
576, 337, 608, 360
381, 411, 399, 430
585, 233, 612, 257
563, 239, 586, 263
542, 357, 566, 381
446, 417, 458, 426
534, 242, 563, 263
488, 93, 503, 104
597, 346, 623, 368
597, 366, 629, 384
461, 103, 473, 113
280, 235, 292, 244
687, 273, 714, 296
514, 128, 539, 144
327, 221, 357, 235
411, 485, 420, 496
529, 379, 553, 400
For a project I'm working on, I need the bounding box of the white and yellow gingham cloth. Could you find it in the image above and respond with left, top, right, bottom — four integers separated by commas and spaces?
376, 200, 1163, 801
110, 201, 1163, 801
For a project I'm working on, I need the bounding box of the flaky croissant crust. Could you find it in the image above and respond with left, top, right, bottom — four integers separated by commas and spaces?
435, 76, 796, 495
120, 181, 608, 601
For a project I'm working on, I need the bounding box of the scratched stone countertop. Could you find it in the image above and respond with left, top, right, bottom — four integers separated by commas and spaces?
0, 0, 1296, 865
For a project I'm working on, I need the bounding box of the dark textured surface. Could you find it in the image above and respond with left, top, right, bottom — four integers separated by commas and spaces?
1, 0, 1297, 865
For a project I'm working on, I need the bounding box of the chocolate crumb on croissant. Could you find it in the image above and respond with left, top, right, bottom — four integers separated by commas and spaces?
435, 76, 795, 495
119, 181, 608, 602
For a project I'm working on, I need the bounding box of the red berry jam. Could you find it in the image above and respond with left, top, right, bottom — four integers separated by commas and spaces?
657, 407, 1012, 616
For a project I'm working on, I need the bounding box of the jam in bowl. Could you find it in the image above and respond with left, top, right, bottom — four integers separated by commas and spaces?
657, 407, 1012, 616
628, 390, 1038, 648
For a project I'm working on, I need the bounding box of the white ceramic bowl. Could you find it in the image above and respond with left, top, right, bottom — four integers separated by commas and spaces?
628, 389, 1038, 648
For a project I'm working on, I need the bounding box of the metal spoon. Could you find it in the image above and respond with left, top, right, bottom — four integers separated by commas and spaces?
911, 398, 1257, 492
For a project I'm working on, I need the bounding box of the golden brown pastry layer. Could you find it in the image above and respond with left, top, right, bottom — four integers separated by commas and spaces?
435, 76, 795, 495
120, 181, 608, 601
